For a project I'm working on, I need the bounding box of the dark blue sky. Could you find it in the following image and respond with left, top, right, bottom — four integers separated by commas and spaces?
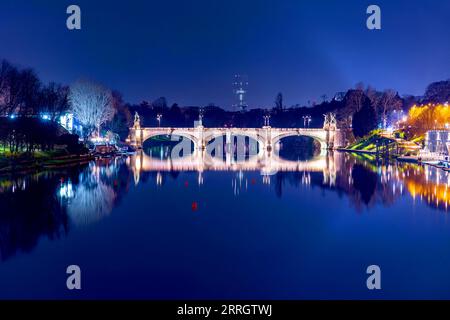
1, 0, 450, 108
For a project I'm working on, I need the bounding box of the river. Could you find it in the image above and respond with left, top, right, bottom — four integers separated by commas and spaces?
1, 147, 450, 299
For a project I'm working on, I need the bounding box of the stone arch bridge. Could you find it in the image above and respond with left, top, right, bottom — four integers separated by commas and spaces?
127, 125, 345, 152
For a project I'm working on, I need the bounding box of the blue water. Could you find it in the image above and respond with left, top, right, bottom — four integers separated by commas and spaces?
1, 151, 450, 299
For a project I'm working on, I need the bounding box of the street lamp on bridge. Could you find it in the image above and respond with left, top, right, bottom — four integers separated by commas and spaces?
303, 115, 312, 128
263, 115, 271, 127
198, 108, 204, 126
157, 113, 162, 127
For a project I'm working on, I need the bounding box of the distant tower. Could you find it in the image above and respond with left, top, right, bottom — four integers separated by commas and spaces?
233, 74, 248, 112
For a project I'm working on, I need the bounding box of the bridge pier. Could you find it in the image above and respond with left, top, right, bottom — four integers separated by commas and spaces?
128, 128, 144, 149
197, 125, 205, 151
263, 126, 272, 153
225, 130, 233, 154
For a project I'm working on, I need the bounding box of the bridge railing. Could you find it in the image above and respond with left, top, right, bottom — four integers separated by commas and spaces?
138, 127, 328, 131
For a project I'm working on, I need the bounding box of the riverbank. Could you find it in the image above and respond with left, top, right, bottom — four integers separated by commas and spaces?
0, 153, 95, 175
337, 147, 424, 163
338, 130, 422, 159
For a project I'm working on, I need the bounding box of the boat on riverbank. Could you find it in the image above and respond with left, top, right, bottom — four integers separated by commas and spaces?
421, 160, 450, 171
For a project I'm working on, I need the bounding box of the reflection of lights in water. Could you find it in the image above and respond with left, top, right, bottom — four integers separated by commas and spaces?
131, 150, 331, 175
67, 181, 115, 226
198, 172, 203, 185
404, 166, 450, 211
238, 170, 244, 182
302, 172, 311, 186
59, 180, 74, 199
156, 172, 163, 186
262, 175, 271, 185
64, 161, 121, 226
232, 172, 246, 195
135, 157, 142, 171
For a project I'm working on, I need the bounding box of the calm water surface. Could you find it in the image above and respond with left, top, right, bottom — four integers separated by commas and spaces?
1, 147, 450, 299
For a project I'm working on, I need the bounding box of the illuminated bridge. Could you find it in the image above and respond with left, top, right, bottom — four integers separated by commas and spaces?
127, 114, 345, 153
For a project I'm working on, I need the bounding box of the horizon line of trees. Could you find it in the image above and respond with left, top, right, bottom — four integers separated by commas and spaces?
2, 58, 450, 149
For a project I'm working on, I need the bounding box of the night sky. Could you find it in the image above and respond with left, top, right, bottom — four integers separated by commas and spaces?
1, 0, 450, 108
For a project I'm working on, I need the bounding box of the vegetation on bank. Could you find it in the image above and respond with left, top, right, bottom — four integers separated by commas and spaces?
0, 150, 93, 175
0, 118, 91, 174
345, 131, 395, 152
343, 128, 424, 158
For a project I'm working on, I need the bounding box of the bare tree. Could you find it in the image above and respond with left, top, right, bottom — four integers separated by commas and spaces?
365, 85, 379, 108
41, 82, 70, 121
275, 92, 283, 111
378, 89, 402, 128
0, 60, 41, 116
346, 89, 365, 112
0, 61, 12, 114
18, 68, 41, 116
69, 80, 115, 138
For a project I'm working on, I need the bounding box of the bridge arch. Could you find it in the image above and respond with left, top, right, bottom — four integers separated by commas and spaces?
139, 129, 199, 150
271, 130, 329, 157
203, 131, 266, 156
271, 130, 328, 151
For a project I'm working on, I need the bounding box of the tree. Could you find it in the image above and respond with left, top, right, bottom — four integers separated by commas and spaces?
365, 86, 379, 109
18, 68, 42, 116
0, 60, 15, 115
337, 89, 366, 128
275, 92, 283, 111
0, 61, 41, 116
352, 102, 377, 138
424, 80, 450, 103
41, 82, 70, 121
406, 103, 450, 137
152, 97, 168, 112
107, 91, 132, 140
69, 80, 115, 138
378, 89, 402, 128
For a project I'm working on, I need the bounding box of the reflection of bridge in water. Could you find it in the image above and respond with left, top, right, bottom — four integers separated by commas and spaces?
128, 150, 340, 187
